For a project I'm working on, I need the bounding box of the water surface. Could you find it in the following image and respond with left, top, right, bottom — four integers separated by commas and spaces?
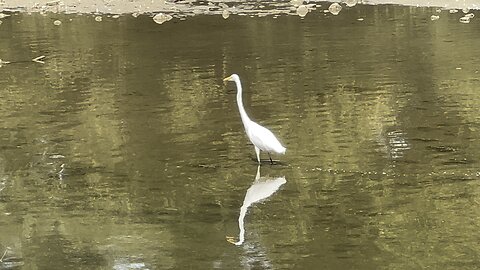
0, 5, 479, 269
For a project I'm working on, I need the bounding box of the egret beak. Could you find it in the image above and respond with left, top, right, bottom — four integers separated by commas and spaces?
223, 76, 235, 93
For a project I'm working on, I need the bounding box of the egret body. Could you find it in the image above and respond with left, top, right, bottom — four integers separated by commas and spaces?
223, 74, 286, 164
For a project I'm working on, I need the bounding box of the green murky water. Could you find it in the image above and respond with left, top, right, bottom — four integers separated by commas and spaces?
1, 4, 479, 269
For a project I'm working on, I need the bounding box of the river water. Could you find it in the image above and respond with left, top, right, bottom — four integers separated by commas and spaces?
0, 3, 479, 269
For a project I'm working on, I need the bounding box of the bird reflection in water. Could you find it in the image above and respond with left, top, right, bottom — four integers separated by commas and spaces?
226, 166, 286, 246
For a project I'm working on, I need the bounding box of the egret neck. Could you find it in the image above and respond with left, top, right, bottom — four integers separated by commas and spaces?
234, 77, 252, 130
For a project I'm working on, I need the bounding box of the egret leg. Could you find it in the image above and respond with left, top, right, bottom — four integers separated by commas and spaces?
268, 153, 273, 165
254, 146, 261, 164
255, 165, 261, 181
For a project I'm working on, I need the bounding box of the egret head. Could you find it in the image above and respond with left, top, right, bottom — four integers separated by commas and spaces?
223, 74, 240, 82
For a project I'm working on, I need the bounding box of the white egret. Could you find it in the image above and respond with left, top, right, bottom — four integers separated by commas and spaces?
223, 74, 286, 164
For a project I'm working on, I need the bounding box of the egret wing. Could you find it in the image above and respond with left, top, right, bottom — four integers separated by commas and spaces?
247, 121, 285, 153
